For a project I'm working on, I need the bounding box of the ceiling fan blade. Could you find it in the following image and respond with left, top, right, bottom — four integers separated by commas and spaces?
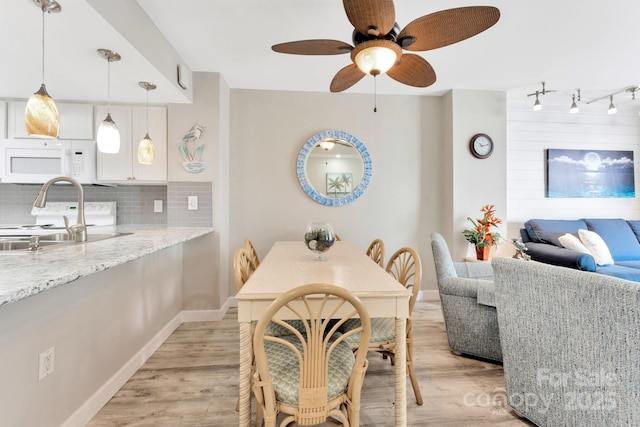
330, 64, 366, 92
343, 0, 395, 36
387, 54, 436, 88
272, 40, 353, 55
398, 6, 500, 52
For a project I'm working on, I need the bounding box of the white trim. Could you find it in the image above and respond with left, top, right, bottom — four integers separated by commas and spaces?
62, 312, 182, 427
181, 297, 237, 322
418, 289, 440, 302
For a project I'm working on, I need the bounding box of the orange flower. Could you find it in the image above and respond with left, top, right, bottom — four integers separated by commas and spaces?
463, 204, 503, 248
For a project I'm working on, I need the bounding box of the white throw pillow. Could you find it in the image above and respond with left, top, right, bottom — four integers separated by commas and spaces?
578, 229, 614, 266
558, 233, 591, 255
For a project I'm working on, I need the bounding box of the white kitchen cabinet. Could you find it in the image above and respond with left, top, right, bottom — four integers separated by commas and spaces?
0, 101, 6, 139
96, 104, 167, 183
7, 101, 94, 140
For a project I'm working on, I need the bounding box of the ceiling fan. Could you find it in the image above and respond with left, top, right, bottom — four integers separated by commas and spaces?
272, 0, 500, 93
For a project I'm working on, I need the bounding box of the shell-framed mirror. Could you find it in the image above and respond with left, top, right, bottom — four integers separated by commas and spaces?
296, 130, 372, 206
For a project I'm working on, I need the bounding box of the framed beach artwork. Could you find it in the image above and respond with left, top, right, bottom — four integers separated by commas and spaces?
326, 173, 353, 197
546, 149, 635, 198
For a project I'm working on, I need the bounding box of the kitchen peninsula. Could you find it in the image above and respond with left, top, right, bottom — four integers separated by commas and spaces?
0, 225, 215, 427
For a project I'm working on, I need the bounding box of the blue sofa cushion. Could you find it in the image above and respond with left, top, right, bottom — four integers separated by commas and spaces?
595, 264, 640, 281
582, 218, 640, 261
524, 219, 588, 247
626, 221, 640, 243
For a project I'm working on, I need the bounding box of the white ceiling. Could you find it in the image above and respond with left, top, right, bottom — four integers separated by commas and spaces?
4, 0, 640, 108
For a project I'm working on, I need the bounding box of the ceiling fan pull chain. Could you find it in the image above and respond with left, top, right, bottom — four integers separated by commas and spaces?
373, 75, 377, 113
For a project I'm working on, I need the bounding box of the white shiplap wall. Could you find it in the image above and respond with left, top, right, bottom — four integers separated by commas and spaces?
507, 97, 640, 241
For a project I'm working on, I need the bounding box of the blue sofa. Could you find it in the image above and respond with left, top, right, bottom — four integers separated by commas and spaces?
520, 218, 640, 281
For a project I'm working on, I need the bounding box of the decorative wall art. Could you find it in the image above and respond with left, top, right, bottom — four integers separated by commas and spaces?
326, 172, 353, 197
546, 149, 635, 198
179, 124, 210, 174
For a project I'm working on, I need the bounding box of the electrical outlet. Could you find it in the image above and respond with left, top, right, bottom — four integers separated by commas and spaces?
187, 196, 198, 210
38, 347, 55, 381
154, 200, 163, 213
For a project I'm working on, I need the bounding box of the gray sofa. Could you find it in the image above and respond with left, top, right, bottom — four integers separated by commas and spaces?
430, 233, 502, 362
493, 258, 640, 426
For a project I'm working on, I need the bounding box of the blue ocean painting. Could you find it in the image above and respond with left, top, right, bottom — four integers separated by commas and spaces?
546, 149, 635, 198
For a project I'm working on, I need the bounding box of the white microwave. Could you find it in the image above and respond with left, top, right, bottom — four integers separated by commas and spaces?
0, 139, 96, 184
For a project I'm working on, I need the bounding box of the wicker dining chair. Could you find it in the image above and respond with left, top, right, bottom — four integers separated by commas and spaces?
365, 238, 385, 267
339, 246, 424, 405
244, 238, 260, 269
252, 283, 372, 427
234, 248, 256, 292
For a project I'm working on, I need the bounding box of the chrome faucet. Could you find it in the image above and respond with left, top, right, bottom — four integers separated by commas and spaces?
34, 176, 87, 242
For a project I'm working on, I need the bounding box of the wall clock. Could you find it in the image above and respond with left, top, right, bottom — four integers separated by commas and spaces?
469, 133, 494, 159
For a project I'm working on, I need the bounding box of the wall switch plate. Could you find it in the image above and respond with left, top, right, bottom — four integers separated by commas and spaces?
188, 196, 198, 210
38, 347, 55, 381
154, 200, 163, 213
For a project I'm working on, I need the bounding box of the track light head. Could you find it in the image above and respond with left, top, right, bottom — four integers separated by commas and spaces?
608, 95, 617, 115
570, 94, 579, 114
533, 91, 542, 111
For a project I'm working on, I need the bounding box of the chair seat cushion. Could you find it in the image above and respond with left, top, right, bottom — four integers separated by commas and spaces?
340, 318, 395, 345
264, 320, 307, 337
264, 333, 355, 406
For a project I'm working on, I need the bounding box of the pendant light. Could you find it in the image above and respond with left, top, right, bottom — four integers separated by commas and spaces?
96, 49, 121, 154
25, 0, 62, 139
137, 81, 156, 164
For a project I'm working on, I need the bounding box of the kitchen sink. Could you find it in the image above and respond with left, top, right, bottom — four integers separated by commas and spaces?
0, 232, 133, 253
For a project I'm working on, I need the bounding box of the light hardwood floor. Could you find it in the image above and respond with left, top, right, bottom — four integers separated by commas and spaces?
87, 301, 534, 426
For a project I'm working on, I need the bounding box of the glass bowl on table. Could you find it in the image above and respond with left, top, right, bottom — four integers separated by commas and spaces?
304, 222, 336, 260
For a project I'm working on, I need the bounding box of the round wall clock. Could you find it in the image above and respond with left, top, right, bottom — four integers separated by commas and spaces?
469, 133, 494, 159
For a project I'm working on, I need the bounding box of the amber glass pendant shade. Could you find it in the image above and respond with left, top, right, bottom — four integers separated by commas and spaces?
96, 113, 120, 154
25, 84, 59, 138
137, 133, 155, 164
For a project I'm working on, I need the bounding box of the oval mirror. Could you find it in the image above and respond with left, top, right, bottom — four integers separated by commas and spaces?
296, 130, 372, 206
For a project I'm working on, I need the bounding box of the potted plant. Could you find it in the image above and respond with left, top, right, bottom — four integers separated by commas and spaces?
463, 204, 503, 260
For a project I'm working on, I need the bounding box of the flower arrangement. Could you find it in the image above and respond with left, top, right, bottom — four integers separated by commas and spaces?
463, 204, 503, 248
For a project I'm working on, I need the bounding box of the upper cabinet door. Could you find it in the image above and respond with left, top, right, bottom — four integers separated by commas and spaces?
0, 101, 6, 139
8, 101, 94, 140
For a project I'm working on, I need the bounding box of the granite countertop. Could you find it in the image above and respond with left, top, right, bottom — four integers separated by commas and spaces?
0, 225, 213, 307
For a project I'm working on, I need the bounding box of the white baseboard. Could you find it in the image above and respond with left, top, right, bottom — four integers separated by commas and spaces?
62, 312, 183, 427
418, 289, 440, 301
181, 296, 237, 322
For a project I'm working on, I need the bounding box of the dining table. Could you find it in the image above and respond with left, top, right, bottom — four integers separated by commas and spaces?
236, 240, 412, 426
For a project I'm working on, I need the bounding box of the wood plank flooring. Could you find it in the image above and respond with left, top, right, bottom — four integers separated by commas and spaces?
87, 301, 534, 426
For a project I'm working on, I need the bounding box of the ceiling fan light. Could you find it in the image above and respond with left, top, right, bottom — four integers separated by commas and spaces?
97, 113, 120, 154
351, 40, 401, 76
25, 84, 59, 138
319, 139, 336, 151
533, 92, 542, 111
137, 133, 155, 164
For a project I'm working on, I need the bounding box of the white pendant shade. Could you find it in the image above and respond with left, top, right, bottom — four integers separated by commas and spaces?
25, 84, 59, 138
137, 133, 155, 164
97, 113, 120, 153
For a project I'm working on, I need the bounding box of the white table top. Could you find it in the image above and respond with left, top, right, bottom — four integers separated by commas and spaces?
236, 241, 411, 321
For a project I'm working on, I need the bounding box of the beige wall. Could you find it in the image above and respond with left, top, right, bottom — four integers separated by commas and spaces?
168, 73, 232, 308
228, 88, 506, 292
169, 75, 509, 296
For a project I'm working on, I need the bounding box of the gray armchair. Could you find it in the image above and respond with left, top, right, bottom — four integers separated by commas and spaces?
430, 232, 502, 362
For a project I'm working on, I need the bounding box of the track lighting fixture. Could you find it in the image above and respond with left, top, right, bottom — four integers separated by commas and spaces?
570, 90, 580, 114
25, 0, 62, 139
533, 92, 542, 111
608, 96, 617, 115
527, 82, 556, 111
96, 49, 121, 154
